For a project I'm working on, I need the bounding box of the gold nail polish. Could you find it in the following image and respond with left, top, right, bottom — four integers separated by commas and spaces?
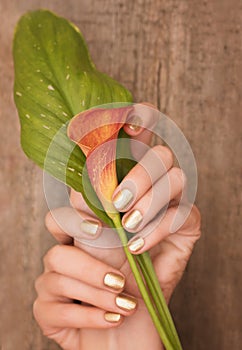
113, 189, 133, 210
116, 294, 137, 311
104, 273, 125, 290
127, 115, 142, 131
128, 237, 145, 252
124, 210, 143, 230
104, 312, 121, 323
80, 220, 99, 236
128, 123, 141, 131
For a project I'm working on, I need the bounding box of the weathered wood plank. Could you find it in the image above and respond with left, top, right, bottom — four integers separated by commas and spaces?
0, 1, 241, 349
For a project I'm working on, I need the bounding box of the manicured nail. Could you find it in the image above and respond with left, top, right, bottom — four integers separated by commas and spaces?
104, 273, 125, 290
80, 220, 99, 236
116, 294, 137, 311
104, 312, 122, 323
128, 237, 145, 252
128, 123, 141, 131
127, 115, 142, 131
124, 210, 143, 230
113, 189, 133, 210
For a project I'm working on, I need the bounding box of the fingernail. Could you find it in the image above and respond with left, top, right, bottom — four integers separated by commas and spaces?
127, 115, 142, 131
104, 312, 122, 323
124, 210, 143, 230
128, 124, 141, 131
80, 220, 99, 236
113, 189, 133, 210
104, 273, 125, 290
116, 294, 137, 311
128, 237, 145, 252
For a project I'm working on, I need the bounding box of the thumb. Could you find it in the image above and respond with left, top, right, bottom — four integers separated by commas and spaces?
45, 207, 102, 245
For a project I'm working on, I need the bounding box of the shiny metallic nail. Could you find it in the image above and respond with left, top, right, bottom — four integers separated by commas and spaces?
104, 312, 121, 323
128, 123, 141, 131
113, 189, 133, 210
80, 220, 99, 236
116, 294, 137, 311
124, 210, 143, 230
104, 273, 125, 290
128, 237, 145, 252
127, 115, 142, 131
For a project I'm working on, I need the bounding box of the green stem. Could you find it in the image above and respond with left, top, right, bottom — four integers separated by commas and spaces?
112, 214, 177, 350
137, 252, 183, 349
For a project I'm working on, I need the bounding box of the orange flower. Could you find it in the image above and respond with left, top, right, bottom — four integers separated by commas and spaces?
68, 106, 133, 219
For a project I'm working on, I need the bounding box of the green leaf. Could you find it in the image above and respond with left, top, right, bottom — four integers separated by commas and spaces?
13, 9, 132, 195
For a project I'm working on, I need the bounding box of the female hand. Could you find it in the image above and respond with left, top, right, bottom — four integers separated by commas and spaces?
33, 106, 201, 350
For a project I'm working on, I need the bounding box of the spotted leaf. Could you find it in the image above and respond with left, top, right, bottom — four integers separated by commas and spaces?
13, 10, 132, 194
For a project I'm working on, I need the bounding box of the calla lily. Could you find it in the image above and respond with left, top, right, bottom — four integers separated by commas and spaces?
67, 105, 133, 219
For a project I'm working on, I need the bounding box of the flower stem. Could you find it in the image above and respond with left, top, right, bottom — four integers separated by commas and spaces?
112, 214, 179, 350
137, 252, 183, 349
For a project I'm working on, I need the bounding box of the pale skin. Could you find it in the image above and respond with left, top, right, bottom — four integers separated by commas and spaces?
33, 108, 201, 350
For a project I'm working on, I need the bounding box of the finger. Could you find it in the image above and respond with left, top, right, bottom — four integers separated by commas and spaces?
43, 245, 126, 293
45, 195, 117, 249
33, 300, 124, 330
121, 167, 185, 232
123, 103, 160, 160
112, 145, 174, 212
123, 102, 159, 137
35, 272, 137, 316
128, 132, 154, 161
126, 205, 201, 254
45, 207, 102, 244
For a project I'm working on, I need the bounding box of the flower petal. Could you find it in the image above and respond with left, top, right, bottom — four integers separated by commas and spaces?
67, 107, 132, 156
68, 106, 133, 217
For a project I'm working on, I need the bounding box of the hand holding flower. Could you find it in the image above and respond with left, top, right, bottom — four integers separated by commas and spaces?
34, 140, 201, 350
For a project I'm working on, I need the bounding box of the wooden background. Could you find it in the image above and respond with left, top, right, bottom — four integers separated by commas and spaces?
1, 0, 241, 349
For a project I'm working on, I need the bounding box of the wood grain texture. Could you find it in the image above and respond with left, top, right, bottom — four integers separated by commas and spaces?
0, 0, 241, 349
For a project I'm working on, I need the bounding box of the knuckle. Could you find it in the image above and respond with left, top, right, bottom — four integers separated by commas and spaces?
164, 147, 174, 165
190, 205, 202, 235
44, 211, 53, 232
171, 167, 187, 188
34, 274, 44, 294
180, 205, 202, 240
54, 274, 67, 295
153, 145, 174, 166
33, 300, 51, 335
33, 299, 42, 323
43, 245, 63, 271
